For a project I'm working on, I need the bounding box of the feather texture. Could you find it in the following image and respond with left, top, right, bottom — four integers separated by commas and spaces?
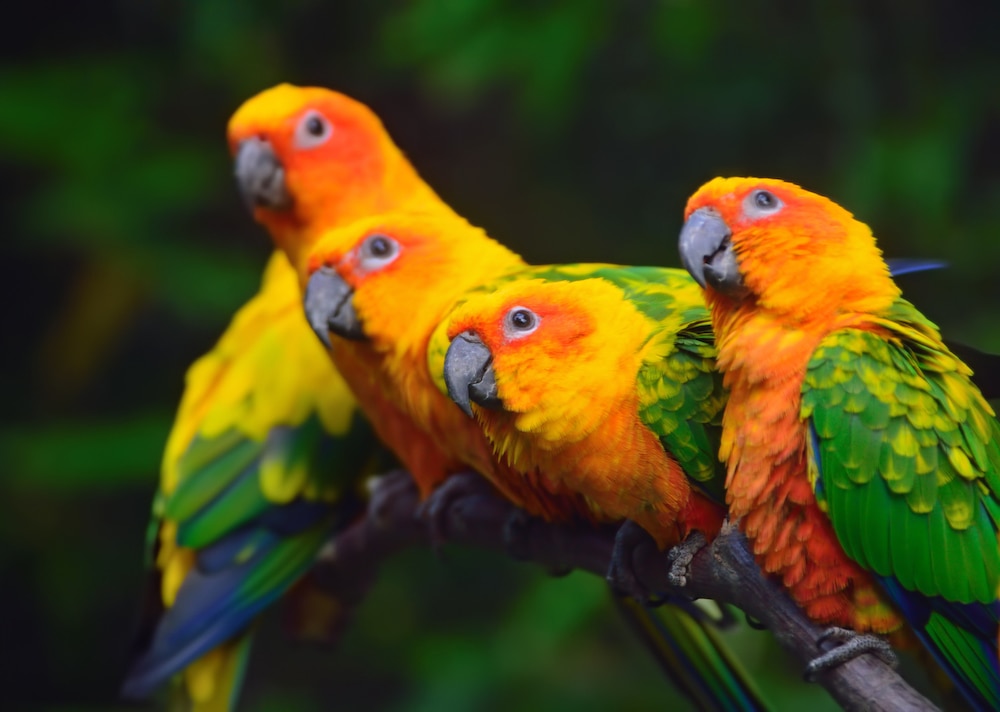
682, 176, 1000, 710
433, 263, 728, 546
308, 214, 770, 711
124, 252, 375, 710
125, 82, 462, 708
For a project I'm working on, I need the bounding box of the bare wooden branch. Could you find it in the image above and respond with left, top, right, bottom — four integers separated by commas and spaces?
313, 471, 939, 712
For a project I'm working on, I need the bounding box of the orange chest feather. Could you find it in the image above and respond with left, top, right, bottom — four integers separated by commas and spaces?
480, 393, 708, 546
714, 310, 827, 511
328, 339, 460, 496
715, 309, 898, 631
331, 336, 574, 516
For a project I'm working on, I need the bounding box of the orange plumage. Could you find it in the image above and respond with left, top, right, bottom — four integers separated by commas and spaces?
439, 274, 726, 549
679, 177, 1000, 710
227, 83, 449, 274
227, 86, 475, 499
306, 211, 586, 517
682, 177, 902, 632
124, 84, 436, 709
291, 122, 770, 711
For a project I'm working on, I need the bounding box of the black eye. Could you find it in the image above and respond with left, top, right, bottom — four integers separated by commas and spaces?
359, 233, 399, 268
369, 236, 391, 257
744, 189, 783, 217
305, 115, 326, 137
503, 306, 540, 338
755, 190, 778, 209
510, 309, 535, 330
295, 111, 333, 149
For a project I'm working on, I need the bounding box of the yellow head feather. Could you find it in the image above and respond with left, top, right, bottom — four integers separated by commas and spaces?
684, 177, 900, 322
309, 210, 524, 360
161, 252, 357, 495
444, 277, 659, 446
227, 84, 445, 271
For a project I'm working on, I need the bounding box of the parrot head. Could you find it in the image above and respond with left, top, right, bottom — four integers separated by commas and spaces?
442, 277, 651, 440
678, 177, 898, 318
228, 84, 436, 264
303, 211, 520, 353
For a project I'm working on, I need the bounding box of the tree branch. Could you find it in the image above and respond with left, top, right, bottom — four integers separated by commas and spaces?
313, 471, 939, 712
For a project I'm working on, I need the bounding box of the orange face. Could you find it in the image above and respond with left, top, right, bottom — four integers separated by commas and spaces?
303, 210, 518, 356
311, 215, 466, 301
683, 177, 852, 239
442, 276, 652, 427
446, 287, 593, 363
326, 225, 416, 288
678, 177, 893, 316
303, 217, 426, 347
448, 288, 596, 417
227, 84, 404, 256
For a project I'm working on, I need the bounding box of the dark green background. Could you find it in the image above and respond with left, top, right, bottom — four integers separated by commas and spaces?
3, 2, 998, 710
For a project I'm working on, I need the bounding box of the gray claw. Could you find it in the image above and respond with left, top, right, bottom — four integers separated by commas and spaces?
804, 627, 897, 681
366, 470, 418, 526
416, 471, 490, 549
666, 531, 707, 588
607, 520, 656, 602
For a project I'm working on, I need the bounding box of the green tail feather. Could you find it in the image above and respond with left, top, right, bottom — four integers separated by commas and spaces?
206, 632, 255, 712
923, 611, 1000, 711
611, 593, 772, 712
166, 632, 254, 712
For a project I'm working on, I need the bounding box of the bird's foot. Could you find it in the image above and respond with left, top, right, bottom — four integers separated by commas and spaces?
666, 531, 707, 588
606, 520, 658, 602
367, 469, 419, 526
804, 627, 897, 680
501, 508, 572, 576
416, 470, 494, 549
502, 507, 535, 561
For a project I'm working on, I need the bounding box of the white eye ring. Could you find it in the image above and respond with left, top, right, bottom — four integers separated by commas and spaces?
294, 110, 333, 149
743, 189, 783, 218
504, 307, 540, 339
358, 233, 399, 271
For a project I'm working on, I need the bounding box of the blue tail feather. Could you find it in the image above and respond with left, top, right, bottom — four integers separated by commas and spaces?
611, 593, 773, 712
886, 258, 949, 277
121, 508, 335, 701
878, 576, 1000, 711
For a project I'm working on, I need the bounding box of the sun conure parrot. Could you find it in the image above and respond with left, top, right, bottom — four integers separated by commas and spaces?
436, 266, 727, 553
677, 176, 1000, 710
121, 252, 378, 711
122, 83, 453, 710
221, 84, 768, 710
302, 210, 775, 712
227, 83, 470, 500
228, 83, 454, 275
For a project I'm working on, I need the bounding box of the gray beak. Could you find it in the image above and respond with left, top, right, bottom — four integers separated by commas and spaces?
678, 207, 748, 297
234, 137, 293, 211
443, 331, 502, 418
303, 266, 365, 347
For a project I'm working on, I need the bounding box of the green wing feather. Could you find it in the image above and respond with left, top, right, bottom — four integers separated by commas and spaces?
801, 298, 1000, 603
601, 269, 728, 502
430, 264, 727, 498
429, 262, 770, 710
613, 595, 773, 712
801, 298, 1000, 709
634, 317, 727, 502
124, 253, 381, 709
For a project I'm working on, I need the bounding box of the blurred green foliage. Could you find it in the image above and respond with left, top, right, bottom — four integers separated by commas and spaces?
3, 1, 998, 710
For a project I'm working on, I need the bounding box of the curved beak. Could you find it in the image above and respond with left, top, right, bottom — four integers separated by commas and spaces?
234, 137, 293, 211
678, 207, 747, 297
303, 266, 365, 346
443, 331, 502, 418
